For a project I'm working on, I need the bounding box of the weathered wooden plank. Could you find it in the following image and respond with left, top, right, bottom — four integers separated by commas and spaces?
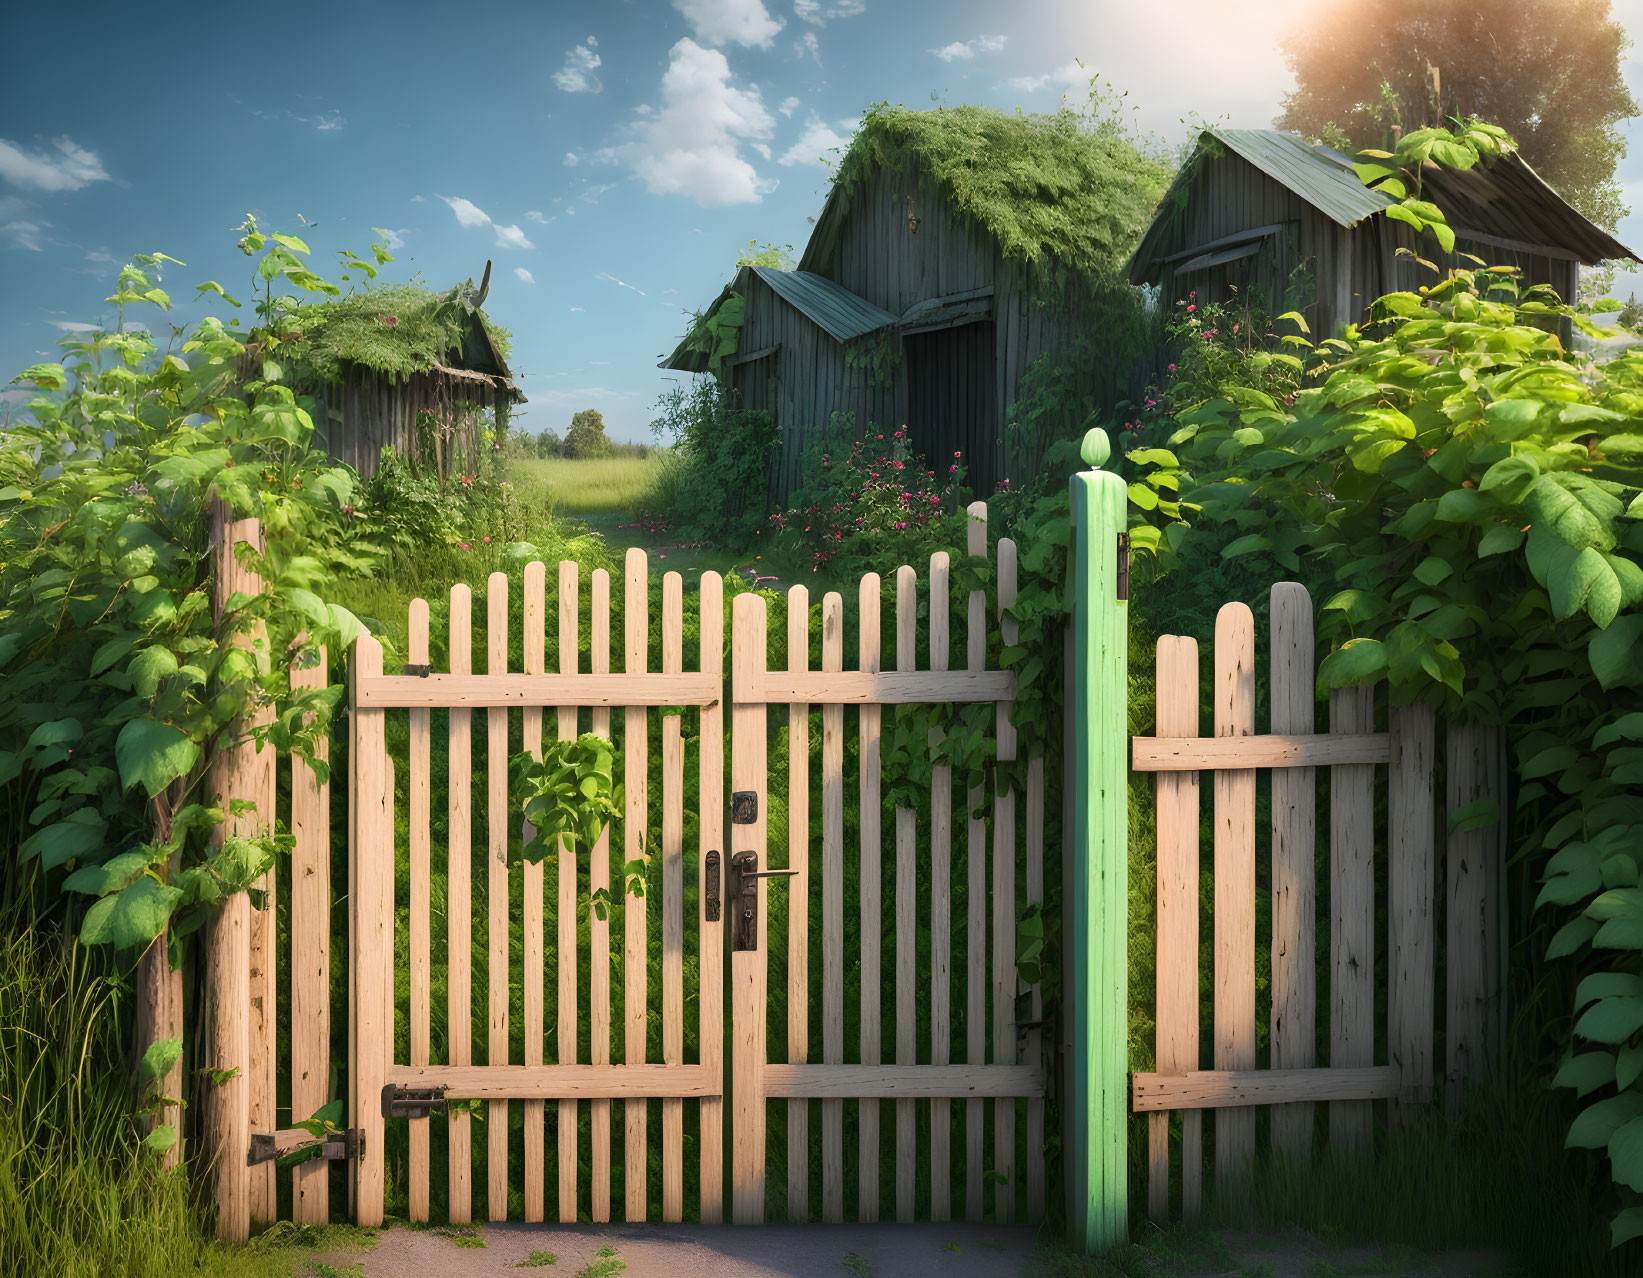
1269, 584, 1316, 1163
928, 552, 953, 1224
661, 573, 685, 1223
350, 634, 391, 1228
1153, 635, 1201, 1223
993, 538, 1019, 1225
697, 572, 726, 1224
446, 585, 473, 1223
1445, 721, 1501, 1115
744, 668, 1013, 705
766, 1064, 1045, 1098
858, 572, 882, 1224
1132, 733, 1389, 771
521, 566, 546, 1223
894, 566, 918, 1224
386, 1064, 719, 1097
964, 501, 987, 1223
1025, 753, 1046, 1224
1213, 603, 1256, 1202
557, 561, 581, 1223
1132, 1066, 1404, 1112
787, 585, 811, 1222
1389, 703, 1436, 1122
408, 600, 433, 1222
355, 671, 719, 708
486, 573, 510, 1220
731, 592, 768, 1224
623, 550, 649, 1221
821, 591, 845, 1224
290, 648, 331, 1226
590, 569, 614, 1223
1329, 685, 1375, 1153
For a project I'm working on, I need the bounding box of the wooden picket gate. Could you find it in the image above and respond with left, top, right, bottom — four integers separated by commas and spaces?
1128, 584, 1504, 1223
342, 503, 1050, 1227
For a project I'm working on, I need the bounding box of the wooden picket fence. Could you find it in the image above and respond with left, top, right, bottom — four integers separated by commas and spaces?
1129, 584, 1505, 1222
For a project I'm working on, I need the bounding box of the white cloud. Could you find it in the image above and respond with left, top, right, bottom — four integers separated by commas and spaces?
662, 287, 679, 295
296, 109, 346, 131
569, 306, 586, 311
554, 41, 603, 93
673, 0, 783, 48
0, 136, 110, 193
581, 183, 616, 203
778, 114, 851, 167
752, 143, 771, 159
1, 220, 45, 251
49, 320, 99, 332
792, 0, 863, 24
597, 270, 647, 297
525, 210, 548, 222
411, 194, 425, 202
441, 195, 492, 229
515, 267, 536, 284
931, 34, 1005, 62
564, 151, 583, 167
493, 222, 536, 250
378, 228, 410, 250
1003, 61, 1087, 94
778, 95, 800, 118
794, 30, 820, 64
587, 35, 598, 47
598, 38, 776, 207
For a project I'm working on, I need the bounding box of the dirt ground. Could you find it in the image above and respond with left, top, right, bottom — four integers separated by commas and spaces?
298, 1221, 1513, 1278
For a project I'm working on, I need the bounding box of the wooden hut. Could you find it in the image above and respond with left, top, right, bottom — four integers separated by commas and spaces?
1127, 129, 1637, 337
662, 106, 1168, 501
290, 264, 524, 480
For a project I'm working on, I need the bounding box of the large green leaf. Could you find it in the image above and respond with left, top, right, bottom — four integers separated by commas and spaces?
1554, 1051, 1616, 1098
79, 876, 183, 950
116, 718, 200, 797
20, 810, 107, 870
1567, 1092, 1643, 1148
1610, 1116, 1643, 1192
1590, 615, 1643, 691
1575, 996, 1643, 1045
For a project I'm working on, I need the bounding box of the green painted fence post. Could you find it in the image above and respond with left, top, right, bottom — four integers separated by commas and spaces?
1066, 426, 1128, 1253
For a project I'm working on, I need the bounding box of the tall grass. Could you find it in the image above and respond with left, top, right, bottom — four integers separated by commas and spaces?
0, 887, 366, 1276
509, 455, 665, 516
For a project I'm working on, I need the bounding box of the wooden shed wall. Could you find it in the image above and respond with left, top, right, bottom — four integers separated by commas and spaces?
1161, 151, 1584, 338
316, 368, 494, 481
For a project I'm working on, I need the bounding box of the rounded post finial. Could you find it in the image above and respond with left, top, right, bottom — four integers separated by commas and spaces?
1080, 427, 1111, 469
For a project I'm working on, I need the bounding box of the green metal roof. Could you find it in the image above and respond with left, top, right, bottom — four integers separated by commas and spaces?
752, 267, 896, 342
1210, 129, 1392, 228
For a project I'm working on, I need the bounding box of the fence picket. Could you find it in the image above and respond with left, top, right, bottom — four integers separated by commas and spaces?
928, 552, 953, 1225
1025, 754, 1045, 1223
521, 565, 545, 1222
1390, 703, 1436, 1122
408, 600, 433, 1222
993, 538, 1019, 1224
1329, 684, 1375, 1153
964, 501, 987, 1223
697, 571, 725, 1223
590, 569, 614, 1222
1269, 584, 1315, 1163
731, 592, 769, 1224
821, 591, 846, 1224
623, 550, 650, 1220
894, 566, 917, 1224
662, 572, 685, 1223
788, 585, 811, 1222
1213, 603, 1256, 1199
447, 584, 474, 1224
559, 562, 582, 1223
290, 648, 331, 1226
859, 572, 883, 1224
486, 572, 510, 1219
350, 634, 390, 1228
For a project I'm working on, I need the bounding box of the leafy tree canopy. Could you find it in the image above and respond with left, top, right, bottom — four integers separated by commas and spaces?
564, 408, 612, 458
1276, 0, 1639, 231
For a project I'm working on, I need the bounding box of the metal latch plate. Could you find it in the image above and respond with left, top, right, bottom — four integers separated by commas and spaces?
249, 1127, 361, 1166
382, 1084, 447, 1119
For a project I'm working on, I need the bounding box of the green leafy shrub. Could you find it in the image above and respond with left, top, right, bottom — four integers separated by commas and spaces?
767, 425, 972, 576
645, 378, 776, 542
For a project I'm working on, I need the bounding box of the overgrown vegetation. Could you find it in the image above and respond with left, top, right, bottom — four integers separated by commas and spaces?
281, 280, 512, 384
645, 377, 777, 542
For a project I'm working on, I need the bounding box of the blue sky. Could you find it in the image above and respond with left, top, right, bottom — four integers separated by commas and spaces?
7, 0, 1643, 441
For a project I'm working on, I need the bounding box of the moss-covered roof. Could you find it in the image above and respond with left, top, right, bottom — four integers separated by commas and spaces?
799, 104, 1173, 279
284, 282, 514, 384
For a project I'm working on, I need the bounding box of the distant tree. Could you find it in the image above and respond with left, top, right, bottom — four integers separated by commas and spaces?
1276, 0, 1639, 230
535, 428, 562, 458
563, 408, 613, 458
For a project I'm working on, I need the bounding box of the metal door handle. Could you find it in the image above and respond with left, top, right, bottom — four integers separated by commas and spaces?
727, 852, 795, 951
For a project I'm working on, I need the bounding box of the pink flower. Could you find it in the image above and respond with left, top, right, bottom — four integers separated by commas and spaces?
483, 536, 491, 544
1167, 363, 1177, 373
1145, 399, 1156, 408
459, 542, 471, 550
894, 430, 902, 438
1186, 304, 1196, 313
895, 522, 908, 530
953, 450, 962, 458
1232, 323, 1240, 335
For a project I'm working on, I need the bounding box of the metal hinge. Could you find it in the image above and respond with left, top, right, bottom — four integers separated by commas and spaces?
1116, 532, 1131, 602
730, 791, 758, 824
381, 1084, 447, 1119
249, 1127, 361, 1166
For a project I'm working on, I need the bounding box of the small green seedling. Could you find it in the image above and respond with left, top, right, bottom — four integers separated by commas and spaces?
519, 1251, 558, 1268
842, 1253, 872, 1277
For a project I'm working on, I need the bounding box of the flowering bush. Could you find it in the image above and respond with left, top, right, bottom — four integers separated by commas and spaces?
768, 427, 971, 575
